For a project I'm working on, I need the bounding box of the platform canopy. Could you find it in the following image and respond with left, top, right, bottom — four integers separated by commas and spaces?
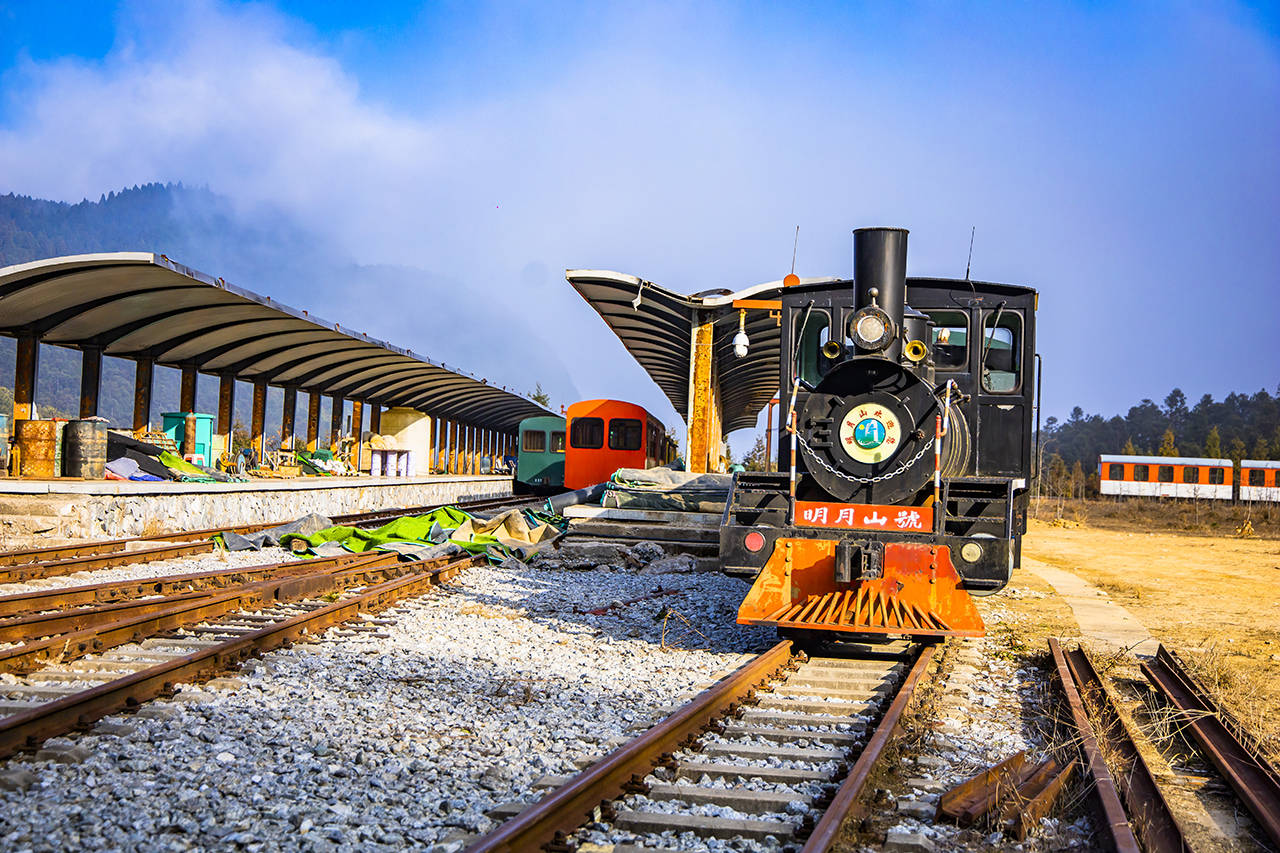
567, 270, 844, 433
0, 253, 552, 430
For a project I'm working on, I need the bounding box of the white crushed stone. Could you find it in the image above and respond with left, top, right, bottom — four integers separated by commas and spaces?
0, 561, 773, 852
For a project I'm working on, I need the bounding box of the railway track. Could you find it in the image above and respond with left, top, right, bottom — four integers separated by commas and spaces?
468, 639, 936, 852
0, 493, 538, 585
0, 553, 480, 758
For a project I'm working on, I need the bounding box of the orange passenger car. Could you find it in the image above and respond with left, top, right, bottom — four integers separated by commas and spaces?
563, 399, 673, 490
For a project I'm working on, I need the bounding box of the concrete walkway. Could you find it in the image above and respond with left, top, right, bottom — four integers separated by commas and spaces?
1023, 557, 1160, 657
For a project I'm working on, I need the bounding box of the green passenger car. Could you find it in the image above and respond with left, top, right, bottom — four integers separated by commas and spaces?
517, 415, 566, 492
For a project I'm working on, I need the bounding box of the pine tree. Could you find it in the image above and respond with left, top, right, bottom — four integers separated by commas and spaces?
1205, 426, 1222, 458
743, 436, 769, 471
1253, 437, 1271, 461
1157, 428, 1177, 457
1229, 437, 1247, 463
1122, 437, 1136, 455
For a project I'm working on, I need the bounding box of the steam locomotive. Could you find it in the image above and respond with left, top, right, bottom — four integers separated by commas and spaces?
725, 227, 1038, 639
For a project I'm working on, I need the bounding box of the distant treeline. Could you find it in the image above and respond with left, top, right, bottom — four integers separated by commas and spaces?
1044, 387, 1280, 469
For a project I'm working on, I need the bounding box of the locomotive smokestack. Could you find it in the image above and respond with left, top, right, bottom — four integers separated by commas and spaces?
853, 227, 909, 360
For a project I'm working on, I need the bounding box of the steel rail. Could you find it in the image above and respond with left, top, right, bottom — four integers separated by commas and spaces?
800, 642, 937, 852
1049, 638, 1141, 853
0, 540, 218, 585
0, 552, 403, 674
0, 551, 377, 618
1063, 645, 1190, 853
1142, 644, 1280, 847
0, 551, 380, 641
0, 555, 480, 759
463, 640, 796, 853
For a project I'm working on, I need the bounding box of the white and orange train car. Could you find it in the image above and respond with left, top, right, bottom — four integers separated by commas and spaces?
1098, 454, 1233, 500
1241, 459, 1280, 503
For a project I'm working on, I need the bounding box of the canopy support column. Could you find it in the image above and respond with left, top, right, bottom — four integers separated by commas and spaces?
306, 393, 321, 452
13, 334, 38, 421
179, 365, 198, 413
369, 405, 381, 435
350, 399, 364, 472
250, 380, 267, 466
281, 387, 297, 453
329, 395, 343, 451
687, 314, 724, 473
217, 374, 235, 463
132, 358, 154, 438
447, 420, 458, 473
79, 346, 102, 419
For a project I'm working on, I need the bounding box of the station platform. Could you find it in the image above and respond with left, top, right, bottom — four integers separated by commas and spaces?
0, 475, 514, 546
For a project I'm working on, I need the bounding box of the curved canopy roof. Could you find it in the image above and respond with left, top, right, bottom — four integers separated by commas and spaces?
567, 269, 1036, 435
0, 253, 552, 430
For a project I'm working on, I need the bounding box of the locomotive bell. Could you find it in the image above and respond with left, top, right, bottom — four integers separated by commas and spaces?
853, 227, 909, 361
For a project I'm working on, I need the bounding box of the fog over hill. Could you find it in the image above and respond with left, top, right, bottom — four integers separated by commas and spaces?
0, 183, 577, 431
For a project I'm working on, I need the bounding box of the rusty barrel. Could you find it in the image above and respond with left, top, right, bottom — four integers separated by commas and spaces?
13, 419, 58, 478
63, 419, 108, 478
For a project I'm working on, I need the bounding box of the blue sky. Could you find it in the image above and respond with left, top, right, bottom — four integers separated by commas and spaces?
1, 1, 1277, 447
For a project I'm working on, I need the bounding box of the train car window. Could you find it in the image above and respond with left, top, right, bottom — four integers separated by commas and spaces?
1249, 469, 1266, 486
924, 310, 968, 370
1133, 464, 1149, 482
522, 431, 546, 452
1157, 465, 1174, 482
1182, 466, 1199, 483
1108, 463, 1123, 480
570, 417, 604, 449
608, 418, 643, 451
795, 310, 830, 386
1208, 467, 1225, 484
980, 311, 1022, 393
550, 431, 565, 452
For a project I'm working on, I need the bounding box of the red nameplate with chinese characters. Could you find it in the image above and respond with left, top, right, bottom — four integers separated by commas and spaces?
795, 501, 933, 533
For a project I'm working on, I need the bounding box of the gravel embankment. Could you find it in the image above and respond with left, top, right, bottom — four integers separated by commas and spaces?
0, 558, 773, 852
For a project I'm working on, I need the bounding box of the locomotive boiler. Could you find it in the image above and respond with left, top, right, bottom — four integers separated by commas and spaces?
723, 227, 1038, 640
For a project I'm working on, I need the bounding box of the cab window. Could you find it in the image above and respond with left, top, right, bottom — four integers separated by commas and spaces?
608, 418, 643, 451
980, 310, 1022, 393
569, 417, 604, 449
795, 310, 831, 386
522, 431, 546, 452
925, 310, 968, 370
550, 431, 565, 452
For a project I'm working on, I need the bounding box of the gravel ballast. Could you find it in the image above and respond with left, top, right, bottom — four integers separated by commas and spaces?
0, 557, 773, 852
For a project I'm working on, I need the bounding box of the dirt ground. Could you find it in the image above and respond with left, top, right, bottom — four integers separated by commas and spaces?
1021, 518, 1280, 760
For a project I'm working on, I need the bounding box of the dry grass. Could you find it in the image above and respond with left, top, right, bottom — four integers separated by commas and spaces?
1175, 641, 1280, 770
1032, 497, 1280, 539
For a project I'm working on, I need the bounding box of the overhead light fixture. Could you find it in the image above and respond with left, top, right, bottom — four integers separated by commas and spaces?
733, 309, 750, 357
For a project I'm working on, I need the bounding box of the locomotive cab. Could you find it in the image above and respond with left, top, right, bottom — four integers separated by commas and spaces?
724, 227, 1038, 639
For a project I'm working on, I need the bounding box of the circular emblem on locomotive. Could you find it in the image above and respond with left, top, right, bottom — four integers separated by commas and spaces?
853, 418, 886, 449
837, 404, 904, 464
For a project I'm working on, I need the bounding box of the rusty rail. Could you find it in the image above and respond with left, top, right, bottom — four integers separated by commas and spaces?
464, 641, 796, 853
1048, 638, 1141, 853
0, 552, 404, 674
1062, 645, 1190, 853
0, 555, 479, 759
0, 540, 219, 585
1142, 644, 1280, 847
0, 551, 377, 618
800, 642, 937, 852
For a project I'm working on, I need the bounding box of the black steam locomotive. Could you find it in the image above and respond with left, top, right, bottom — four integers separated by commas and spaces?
727, 227, 1037, 639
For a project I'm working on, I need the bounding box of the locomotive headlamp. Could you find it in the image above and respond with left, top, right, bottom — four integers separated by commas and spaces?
733, 309, 749, 358
850, 306, 894, 351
